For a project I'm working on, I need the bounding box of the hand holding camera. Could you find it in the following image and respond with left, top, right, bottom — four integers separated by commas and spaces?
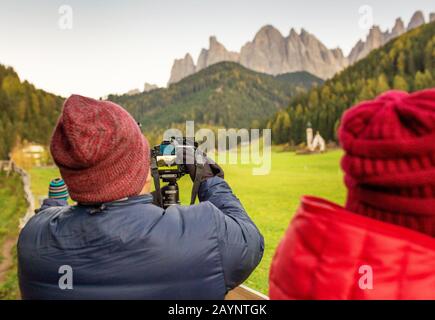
151, 137, 224, 209
181, 147, 224, 182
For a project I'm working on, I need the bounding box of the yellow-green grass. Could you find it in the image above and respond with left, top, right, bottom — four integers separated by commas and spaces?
29, 150, 346, 295
0, 171, 27, 299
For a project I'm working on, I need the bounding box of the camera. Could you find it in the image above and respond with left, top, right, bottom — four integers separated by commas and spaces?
151, 137, 202, 209
151, 137, 197, 182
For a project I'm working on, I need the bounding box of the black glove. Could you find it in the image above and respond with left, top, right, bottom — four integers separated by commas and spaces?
179, 148, 224, 182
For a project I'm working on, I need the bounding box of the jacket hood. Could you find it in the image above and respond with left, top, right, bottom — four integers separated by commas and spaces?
269, 196, 435, 300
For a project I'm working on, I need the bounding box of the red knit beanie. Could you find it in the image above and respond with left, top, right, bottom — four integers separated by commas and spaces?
50, 95, 150, 204
339, 89, 435, 237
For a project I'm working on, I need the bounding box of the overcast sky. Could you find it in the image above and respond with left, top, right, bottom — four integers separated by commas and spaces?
0, 0, 433, 98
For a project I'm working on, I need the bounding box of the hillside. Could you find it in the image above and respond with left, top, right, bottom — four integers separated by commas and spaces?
275, 71, 324, 87
269, 21, 435, 145
109, 62, 322, 135
0, 65, 64, 159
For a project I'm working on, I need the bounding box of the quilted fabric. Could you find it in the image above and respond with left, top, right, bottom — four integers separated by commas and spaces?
269, 196, 435, 299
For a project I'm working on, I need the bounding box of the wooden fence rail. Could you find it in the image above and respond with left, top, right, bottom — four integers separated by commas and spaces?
1, 160, 35, 228
226, 285, 268, 300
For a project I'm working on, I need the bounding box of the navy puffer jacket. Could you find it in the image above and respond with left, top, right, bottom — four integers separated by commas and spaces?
17, 177, 264, 299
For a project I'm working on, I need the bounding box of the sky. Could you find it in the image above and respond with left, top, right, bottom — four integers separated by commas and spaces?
0, 0, 433, 98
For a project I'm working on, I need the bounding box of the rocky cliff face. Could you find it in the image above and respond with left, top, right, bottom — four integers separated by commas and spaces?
240, 25, 290, 75
407, 10, 426, 31
126, 88, 141, 96
168, 10, 433, 84
168, 26, 347, 84
348, 26, 385, 64
196, 36, 239, 71
168, 53, 195, 85
348, 11, 429, 64
239, 26, 348, 78
143, 82, 158, 92
387, 18, 405, 41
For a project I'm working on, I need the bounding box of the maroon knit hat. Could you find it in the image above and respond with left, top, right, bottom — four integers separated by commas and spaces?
50, 95, 150, 204
339, 89, 435, 237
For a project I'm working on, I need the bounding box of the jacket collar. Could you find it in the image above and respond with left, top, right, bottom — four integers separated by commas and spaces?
78, 193, 154, 208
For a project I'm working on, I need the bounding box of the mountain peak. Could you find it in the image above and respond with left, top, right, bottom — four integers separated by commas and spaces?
331, 47, 345, 60
209, 36, 219, 47
394, 17, 404, 27
168, 53, 195, 85
392, 18, 405, 34
288, 28, 298, 38
369, 25, 382, 34
407, 10, 425, 31
299, 28, 314, 45
194, 35, 239, 73
254, 25, 283, 41
143, 82, 158, 92
258, 24, 279, 33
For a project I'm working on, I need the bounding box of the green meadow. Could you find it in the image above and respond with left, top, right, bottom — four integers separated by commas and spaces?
28, 149, 346, 294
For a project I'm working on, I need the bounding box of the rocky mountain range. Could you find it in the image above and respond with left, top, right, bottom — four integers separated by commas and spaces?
169, 27, 347, 84
348, 10, 430, 64
168, 10, 433, 85
125, 82, 159, 96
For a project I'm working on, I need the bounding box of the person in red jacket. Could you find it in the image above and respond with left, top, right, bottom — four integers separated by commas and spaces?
269, 89, 435, 300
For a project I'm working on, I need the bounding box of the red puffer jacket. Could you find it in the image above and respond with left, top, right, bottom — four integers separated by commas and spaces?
269, 196, 435, 299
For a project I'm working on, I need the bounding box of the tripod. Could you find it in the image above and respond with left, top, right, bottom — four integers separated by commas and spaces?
160, 180, 180, 208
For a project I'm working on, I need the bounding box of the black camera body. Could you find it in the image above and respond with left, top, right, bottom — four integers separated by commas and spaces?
151, 137, 200, 208
151, 137, 197, 182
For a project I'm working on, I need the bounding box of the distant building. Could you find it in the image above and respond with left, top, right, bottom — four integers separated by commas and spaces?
21, 144, 46, 167
306, 122, 325, 153
306, 122, 313, 150
310, 131, 326, 152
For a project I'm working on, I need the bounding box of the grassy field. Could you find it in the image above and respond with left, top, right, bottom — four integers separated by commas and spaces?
0, 171, 27, 299
28, 149, 346, 295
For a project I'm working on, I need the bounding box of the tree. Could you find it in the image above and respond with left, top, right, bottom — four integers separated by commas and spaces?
396, 52, 406, 74
393, 75, 409, 91
272, 111, 291, 144
424, 38, 434, 72
308, 90, 319, 109
0, 64, 63, 159
414, 70, 434, 90
376, 73, 390, 94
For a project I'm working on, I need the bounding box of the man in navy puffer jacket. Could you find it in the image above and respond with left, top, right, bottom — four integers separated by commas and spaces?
17, 95, 264, 300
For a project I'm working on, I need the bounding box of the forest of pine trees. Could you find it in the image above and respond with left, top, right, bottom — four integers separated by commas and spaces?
109, 62, 323, 132
269, 22, 435, 145
0, 65, 63, 159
